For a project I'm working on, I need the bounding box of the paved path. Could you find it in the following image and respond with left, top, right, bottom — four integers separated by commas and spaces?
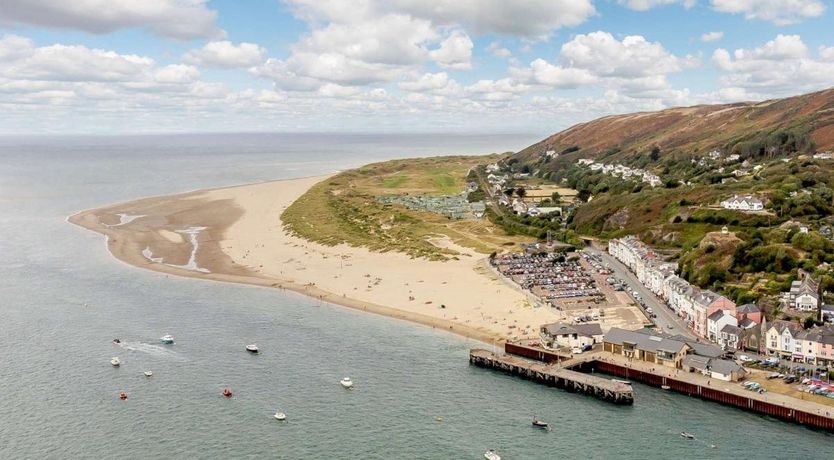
584, 246, 695, 339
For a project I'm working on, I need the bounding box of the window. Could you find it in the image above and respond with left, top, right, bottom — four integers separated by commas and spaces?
656, 350, 675, 360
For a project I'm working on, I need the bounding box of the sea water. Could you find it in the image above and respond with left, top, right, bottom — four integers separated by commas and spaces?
0, 133, 831, 459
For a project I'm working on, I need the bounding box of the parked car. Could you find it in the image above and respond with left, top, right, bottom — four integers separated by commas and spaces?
764, 357, 779, 366
738, 355, 752, 363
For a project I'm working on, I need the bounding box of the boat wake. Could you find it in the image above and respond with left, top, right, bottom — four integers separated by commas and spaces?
116, 341, 187, 361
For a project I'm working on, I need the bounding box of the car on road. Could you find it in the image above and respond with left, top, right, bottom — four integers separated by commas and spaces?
738, 354, 752, 362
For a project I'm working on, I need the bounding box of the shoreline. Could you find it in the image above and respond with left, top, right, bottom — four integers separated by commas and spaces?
68, 174, 564, 344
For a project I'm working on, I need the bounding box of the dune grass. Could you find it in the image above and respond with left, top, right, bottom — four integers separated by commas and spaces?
282, 155, 530, 259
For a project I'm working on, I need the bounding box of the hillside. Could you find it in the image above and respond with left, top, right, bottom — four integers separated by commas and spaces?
486, 88, 834, 308
515, 87, 834, 169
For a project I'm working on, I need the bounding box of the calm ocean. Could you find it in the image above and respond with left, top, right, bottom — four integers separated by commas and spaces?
0, 133, 830, 459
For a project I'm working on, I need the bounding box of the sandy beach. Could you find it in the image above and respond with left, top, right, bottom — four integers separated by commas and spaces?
69, 175, 572, 343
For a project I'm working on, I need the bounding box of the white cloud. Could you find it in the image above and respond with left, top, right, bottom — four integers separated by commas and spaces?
486, 42, 512, 58
559, 31, 699, 78
183, 41, 267, 69
619, 0, 696, 11
0, 0, 221, 39
399, 72, 452, 92
820, 46, 834, 61
712, 35, 834, 95
701, 31, 724, 42
429, 30, 473, 69
386, 0, 596, 38
710, 0, 826, 25
526, 59, 597, 88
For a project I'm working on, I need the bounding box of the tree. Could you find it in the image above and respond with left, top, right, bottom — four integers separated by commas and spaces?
515, 187, 526, 198
650, 146, 661, 161
550, 191, 562, 203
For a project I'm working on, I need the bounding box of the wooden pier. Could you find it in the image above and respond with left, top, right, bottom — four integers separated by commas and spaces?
469, 349, 634, 405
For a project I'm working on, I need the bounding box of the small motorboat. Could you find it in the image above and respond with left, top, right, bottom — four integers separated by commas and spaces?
160, 334, 175, 344
680, 432, 695, 439
661, 385, 671, 390
340, 377, 354, 389
532, 418, 549, 429
144, 371, 153, 377
112, 338, 121, 344
484, 449, 501, 460
246, 344, 259, 353
612, 379, 632, 386
222, 388, 233, 398
119, 392, 128, 400
274, 412, 287, 421
110, 357, 121, 367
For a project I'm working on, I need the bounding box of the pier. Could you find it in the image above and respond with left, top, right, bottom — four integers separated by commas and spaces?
471, 344, 834, 432
469, 349, 634, 405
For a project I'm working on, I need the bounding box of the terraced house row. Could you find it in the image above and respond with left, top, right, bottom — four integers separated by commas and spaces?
609, 236, 834, 368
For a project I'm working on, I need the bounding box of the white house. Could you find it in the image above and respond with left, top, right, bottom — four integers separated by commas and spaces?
720, 195, 764, 211
790, 273, 820, 312
707, 309, 737, 343
540, 322, 603, 350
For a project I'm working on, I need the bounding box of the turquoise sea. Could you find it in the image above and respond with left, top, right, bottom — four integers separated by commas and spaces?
0, 133, 831, 459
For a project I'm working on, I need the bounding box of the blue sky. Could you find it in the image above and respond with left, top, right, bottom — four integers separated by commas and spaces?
1, 0, 833, 134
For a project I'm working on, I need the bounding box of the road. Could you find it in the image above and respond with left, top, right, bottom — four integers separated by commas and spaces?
584, 246, 696, 339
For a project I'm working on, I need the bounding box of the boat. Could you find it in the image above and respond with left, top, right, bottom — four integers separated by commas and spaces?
110, 357, 121, 367
532, 416, 549, 429
340, 377, 354, 389
680, 432, 695, 439
246, 344, 259, 353
119, 391, 128, 400
112, 338, 121, 344
160, 334, 175, 344
661, 385, 671, 390
222, 388, 233, 398
612, 379, 632, 386
274, 412, 287, 421
144, 371, 153, 377
484, 449, 501, 460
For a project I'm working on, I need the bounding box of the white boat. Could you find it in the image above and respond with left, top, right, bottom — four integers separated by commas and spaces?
340, 377, 354, 389
612, 379, 632, 386
144, 371, 153, 377
274, 412, 287, 421
110, 357, 121, 367
680, 432, 695, 439
246, 344, 259, 353
160, 334, 175, 344
484, 449, 501, 460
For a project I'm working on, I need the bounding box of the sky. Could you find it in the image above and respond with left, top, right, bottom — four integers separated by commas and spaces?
1, 0, 833, 135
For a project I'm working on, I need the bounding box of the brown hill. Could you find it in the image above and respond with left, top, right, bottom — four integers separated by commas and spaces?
515, 87, 834, 165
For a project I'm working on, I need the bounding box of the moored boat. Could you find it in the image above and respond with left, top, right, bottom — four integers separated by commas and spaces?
246, 344, 259, 353
612, 379, 632, 385
532, 418, 549, 429
340, 377, 354, 389
160, 334, 175, 344
680, 432, 695, 439
119, 391, 128, 400
110, 357, 121, 367
274, 412, 287, 421
144, 370, 153, 377
112, 338, 121, 344
661, 385, 670, 390
222, 388, 233, 398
